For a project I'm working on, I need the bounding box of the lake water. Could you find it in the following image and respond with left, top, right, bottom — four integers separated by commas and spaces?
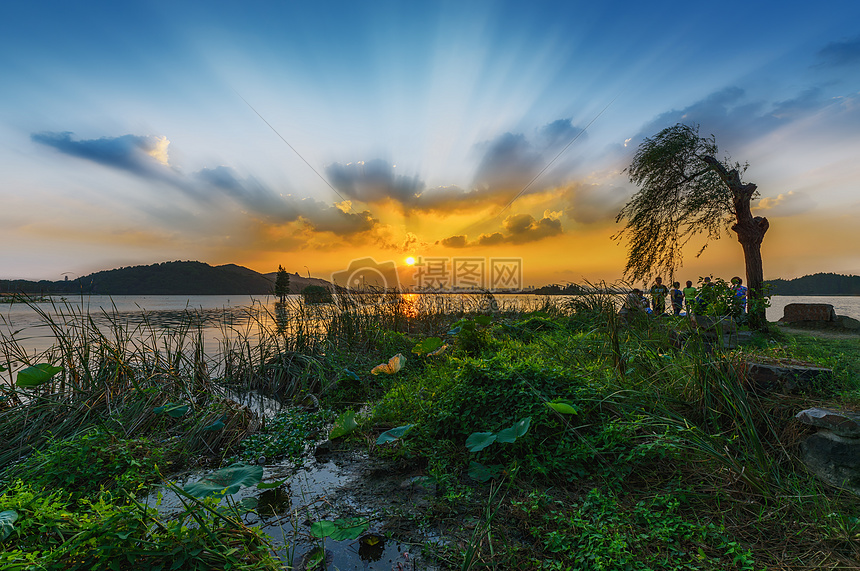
1, 294, 858, 360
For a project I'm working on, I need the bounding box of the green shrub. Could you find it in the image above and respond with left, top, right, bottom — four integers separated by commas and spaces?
6, 429, 170, 500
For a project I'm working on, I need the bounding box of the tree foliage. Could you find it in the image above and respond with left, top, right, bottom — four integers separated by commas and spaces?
616, 123, 770, 328
615, 124, 744, 282
274, 265, 290, 302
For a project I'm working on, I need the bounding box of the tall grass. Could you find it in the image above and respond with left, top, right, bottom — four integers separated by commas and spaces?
0, 299, 256, 469
0, 291, 550, 469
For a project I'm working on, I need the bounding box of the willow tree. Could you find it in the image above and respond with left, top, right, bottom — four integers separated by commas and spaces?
615, 123, 769, 327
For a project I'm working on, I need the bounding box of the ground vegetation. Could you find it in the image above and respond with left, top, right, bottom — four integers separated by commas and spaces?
1, 292, 858, 569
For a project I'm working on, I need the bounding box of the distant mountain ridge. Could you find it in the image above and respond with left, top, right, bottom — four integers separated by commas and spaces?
0, 261, 330, 296
765, 273, 860, 295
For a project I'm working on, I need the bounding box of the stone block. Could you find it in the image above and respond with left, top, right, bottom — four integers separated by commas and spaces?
780, 303, 837, 323
745, 362, 832, 393
796, 407, 860, 438
798, 430, 860, 496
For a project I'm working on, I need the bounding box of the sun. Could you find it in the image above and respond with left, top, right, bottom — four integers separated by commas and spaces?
405, 256, 416, 266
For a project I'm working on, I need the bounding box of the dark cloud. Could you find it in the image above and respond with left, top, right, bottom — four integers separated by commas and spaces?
298, 201, 378, 234
469, 119, 587, 199
195, 166, 282, 212
32, 131, 175, 178
476, 232, 506, 246
33, 131, 380, 238
440, 214, 563, 248
412, 185, 504, 214
537, 119, 585, 148
498, 213, 562, 244
817, 35, 860, 67
326, 159, 424, 204
320, 119, 586, 215
439, 235, 468, 248
195, 166, 379, 235
471, 132, 537, 192
403, 119, 587, 214
627, 86, 836, 154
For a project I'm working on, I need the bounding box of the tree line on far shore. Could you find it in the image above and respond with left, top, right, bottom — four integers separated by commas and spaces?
532, 273, 860, 296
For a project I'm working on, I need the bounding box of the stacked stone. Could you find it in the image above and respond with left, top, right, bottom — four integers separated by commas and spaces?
796, 407, 860, 496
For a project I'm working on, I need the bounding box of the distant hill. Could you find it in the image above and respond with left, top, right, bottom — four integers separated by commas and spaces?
765, 273, 860, 295
0, 261, 331, 296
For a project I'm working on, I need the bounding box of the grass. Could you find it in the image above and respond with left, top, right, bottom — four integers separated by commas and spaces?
1, 291, 859, 569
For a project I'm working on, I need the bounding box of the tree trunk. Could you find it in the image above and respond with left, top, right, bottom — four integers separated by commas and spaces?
704, 157, 770, 329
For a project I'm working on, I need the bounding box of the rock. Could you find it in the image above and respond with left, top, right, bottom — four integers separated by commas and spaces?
796, 407, 860, 438
780, 303, 837, 323
836, 315, 860, 331
798, 430, 860, 496
692, 315, 738, 349
745, 362, 832, 393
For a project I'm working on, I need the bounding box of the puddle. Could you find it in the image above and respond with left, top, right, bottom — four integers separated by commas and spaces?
144, 447, 440, 570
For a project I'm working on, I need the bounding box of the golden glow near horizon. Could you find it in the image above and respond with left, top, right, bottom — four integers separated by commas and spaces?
405, 256, 416, 266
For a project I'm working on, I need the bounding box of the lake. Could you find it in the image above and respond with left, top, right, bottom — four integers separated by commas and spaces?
1, 294, 858, 359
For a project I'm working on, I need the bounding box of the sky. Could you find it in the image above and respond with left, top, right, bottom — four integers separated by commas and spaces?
2, 0, 860, 289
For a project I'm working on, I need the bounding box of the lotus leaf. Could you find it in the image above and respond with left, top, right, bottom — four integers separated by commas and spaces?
183, 463, 263, 498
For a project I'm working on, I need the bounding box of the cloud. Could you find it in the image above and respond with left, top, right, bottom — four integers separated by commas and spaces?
471, 118, 586, 195
439, 213, 563, 248
411, 185, 506, 214
440, 235, 469, 248
816, 35, 860, 67
326, 159, 424, 204
195, 165, 380, 235
320, 118, 588, 217
471, 132, 538, 193
33, 131, 382, 238
496, 213, 562, 244
561, 182, 630, 224
537, 119, 585, 148
626, 85, 848, 156
32, 131, 173, 174
752, 191, 816, 217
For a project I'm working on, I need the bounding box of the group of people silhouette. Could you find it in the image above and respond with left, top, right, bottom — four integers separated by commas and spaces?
623, 275, 748, 319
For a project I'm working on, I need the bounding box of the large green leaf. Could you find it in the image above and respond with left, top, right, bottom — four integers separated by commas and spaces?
465, 431, 496, 452
154, 402, 189, 418
547, 402, 578, 415
16, 364, 63, 388
310, 518, 369, 541
467, 461, 503, 483
495, 417, 531, 444
329, 410, 358, 439
0, 510, 17, 541
412, 337, 442, 356
375, 424, 415, 445
474, 315, 493, 326
256, 478, 288, 490
202, 419, 225, 431
183, 463, 263, 498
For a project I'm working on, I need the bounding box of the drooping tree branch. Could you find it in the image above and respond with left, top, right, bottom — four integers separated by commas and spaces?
616, 123, 770, 328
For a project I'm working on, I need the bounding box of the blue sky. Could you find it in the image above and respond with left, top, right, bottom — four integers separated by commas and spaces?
2, 0, 860, 284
